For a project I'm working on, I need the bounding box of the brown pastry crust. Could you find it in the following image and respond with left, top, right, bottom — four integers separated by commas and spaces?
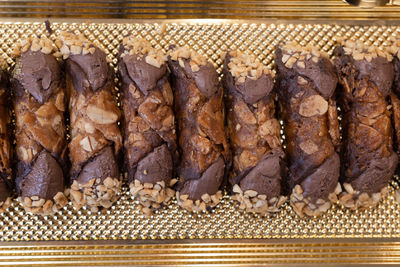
334, 40, 397, 210
57, 32, 122, 212
118, 37, 177, 216
168, 46, 230, 211
12, 37, 68, 215
275, 42, 341, 217
222, 50, 286, 215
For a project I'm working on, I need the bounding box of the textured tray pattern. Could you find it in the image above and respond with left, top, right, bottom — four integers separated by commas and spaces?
0, 21, 400, 241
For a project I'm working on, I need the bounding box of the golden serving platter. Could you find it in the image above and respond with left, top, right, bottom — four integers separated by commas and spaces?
0, 18, 400, 265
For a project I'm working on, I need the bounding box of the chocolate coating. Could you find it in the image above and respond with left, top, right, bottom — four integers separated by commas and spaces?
300, 153, 340, 202
334, 46, 394, 97
19, 150, 64, 200
120, 52, 167, 95
66, 47, 113, 93
350, 151, 398, 194
135, 144, 173, 184
180, 156, 224, 200
275, 48, 337, 99
12, 50, 61, 104
76, 146, 119, 186
178, 58, 219, 98
238, 153, 283, 199
223, 52, 274, 104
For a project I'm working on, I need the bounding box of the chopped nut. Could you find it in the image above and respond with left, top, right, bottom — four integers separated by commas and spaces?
244, 190, 258, 198
145, 55, 161, 68
297, 76, 308, 85
297, 61, 305, 69
343, 183, 355, 195
32, 198, 45, 207
299, 95, 328, 117
87, 105, 118, 124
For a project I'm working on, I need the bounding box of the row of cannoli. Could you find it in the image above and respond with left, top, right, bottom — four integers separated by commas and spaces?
0, 32, 398, 218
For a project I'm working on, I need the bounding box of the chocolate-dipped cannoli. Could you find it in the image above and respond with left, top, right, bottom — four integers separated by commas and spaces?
334, 40, 398, 210
222, 50, 286, 214
118, 37, 177, 216
168, 46, 230, 211
11, 37, 69, 215
57, 32, 122, 212
275, 42, 341, 217
0, 61, 12, 213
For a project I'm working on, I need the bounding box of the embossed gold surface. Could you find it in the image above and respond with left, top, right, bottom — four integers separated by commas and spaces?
0, 20, 400, 245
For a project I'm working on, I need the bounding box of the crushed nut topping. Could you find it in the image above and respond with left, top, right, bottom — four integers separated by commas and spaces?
121, 36, 167, 68
176, 190, 222, 212
18, 191, 68, 215
290, 183, 341, 218
169, 46, 208, 73
70, 176, 122, 212
56, 32, 97, 60
129, 178, 177, 217
388, 36, 400, 60
338, 38, 393, 62
232, 184, 287, 215
0, 197, 12, 213
339, 182, 389, 210
226, 50, 273, 82
280, 41, 329, 69
12, 36, 59, 57
298, 94, 329, 117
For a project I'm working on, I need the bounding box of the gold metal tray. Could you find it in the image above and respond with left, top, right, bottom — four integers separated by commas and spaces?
1, 18, 400, 266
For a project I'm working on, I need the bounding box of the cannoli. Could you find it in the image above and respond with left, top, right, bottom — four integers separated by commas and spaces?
11, 36, 69, 215
0, 61, 12, 213
57, 32, 122, 212
334, 40, 398, 209
168, 46, 230, 211
118, 37, 177, 216
275, 41, 341, 217
222, 50, 286, 214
